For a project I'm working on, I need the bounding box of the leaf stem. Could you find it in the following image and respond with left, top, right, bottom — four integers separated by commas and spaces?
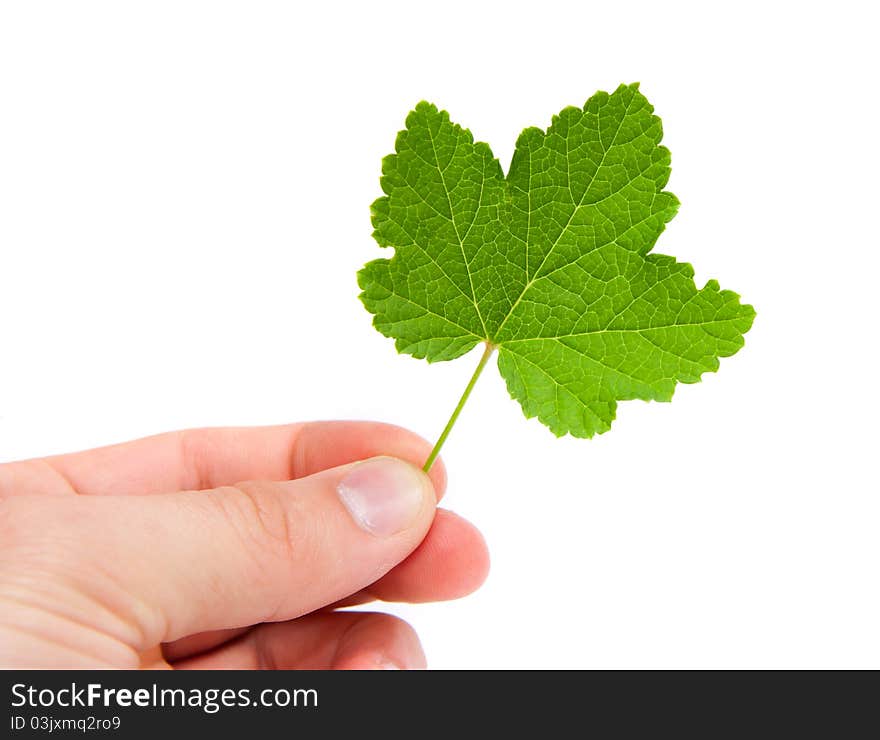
422, 342, 495, 472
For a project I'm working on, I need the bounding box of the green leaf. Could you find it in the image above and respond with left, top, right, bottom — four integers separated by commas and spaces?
358, 83, 755, 448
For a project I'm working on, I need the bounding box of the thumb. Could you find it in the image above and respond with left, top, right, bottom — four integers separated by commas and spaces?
7, 457, 437, 646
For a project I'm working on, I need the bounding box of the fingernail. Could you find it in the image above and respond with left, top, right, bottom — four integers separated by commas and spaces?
373, 658, 402, 670
336, 457, 429, 537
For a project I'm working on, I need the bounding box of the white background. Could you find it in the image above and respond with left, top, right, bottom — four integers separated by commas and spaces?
1, 1, 877, 668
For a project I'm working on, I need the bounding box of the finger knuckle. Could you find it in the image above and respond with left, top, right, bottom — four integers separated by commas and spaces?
211, 482, 299, 570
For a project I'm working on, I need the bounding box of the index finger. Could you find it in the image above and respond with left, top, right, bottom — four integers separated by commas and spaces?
0, 421, 447, 499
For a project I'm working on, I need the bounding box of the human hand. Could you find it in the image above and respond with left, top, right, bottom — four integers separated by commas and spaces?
0, 422, 489, 669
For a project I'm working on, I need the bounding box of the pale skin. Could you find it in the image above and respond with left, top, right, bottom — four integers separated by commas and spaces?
0, 421, 490, 669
